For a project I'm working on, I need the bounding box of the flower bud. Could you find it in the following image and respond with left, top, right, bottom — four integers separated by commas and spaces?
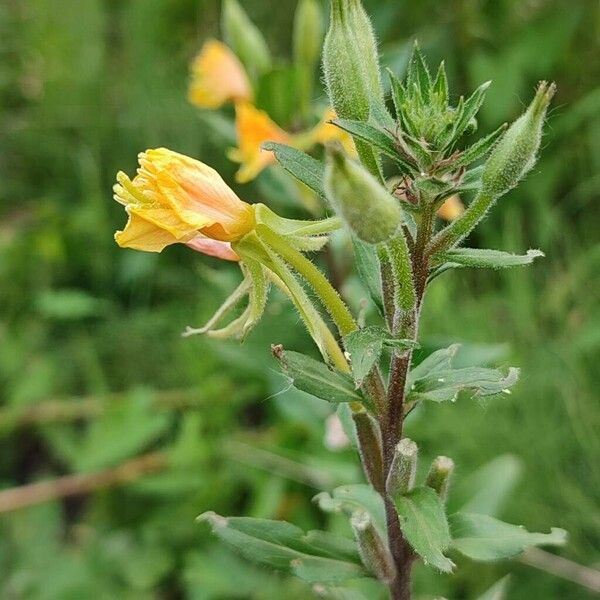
222, 0, 272, 78
386, 438, 418, 496
425, 456, 455, 503
293, 0, 322, 69
351, 510, 396, 583
325, 147, 402, 244
481, 81, 556, 199
322, 0, 383, 119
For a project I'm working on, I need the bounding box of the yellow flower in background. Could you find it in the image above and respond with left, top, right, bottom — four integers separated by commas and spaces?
114, 148, 255, 257
188, 40, 253, 109
309, 108, 356, 157
228, 102, 292, 183
228, 104, 357, 184
437, 195, 465, 221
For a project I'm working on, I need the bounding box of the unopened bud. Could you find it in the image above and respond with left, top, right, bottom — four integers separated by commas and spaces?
425, 456, 455, 503
222, 0, 272, 77
351, 510, 396, 583
386, 438, 418, 495
325, 147, 402, 244
481, 81, 556, 199
293, 0, 322, 68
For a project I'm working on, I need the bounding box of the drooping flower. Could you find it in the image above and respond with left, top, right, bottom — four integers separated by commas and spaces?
437, 195, 465, 221
227, 102, 292, 183
188, 39, 253, 109
113, 148, 255, 255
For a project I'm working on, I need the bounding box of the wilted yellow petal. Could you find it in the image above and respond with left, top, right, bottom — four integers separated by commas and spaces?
230, 102, 291, 183
115, 209, 182, 252
188, 39, 253, 109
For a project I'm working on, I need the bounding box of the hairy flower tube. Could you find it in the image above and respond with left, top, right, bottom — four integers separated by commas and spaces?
188, 40, 253, 109
114, 148, 355, 369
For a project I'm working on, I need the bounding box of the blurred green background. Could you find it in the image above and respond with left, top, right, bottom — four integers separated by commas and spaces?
1, 0, 599, 598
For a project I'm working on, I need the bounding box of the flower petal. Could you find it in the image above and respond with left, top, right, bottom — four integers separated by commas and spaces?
230, 103, 291, 183
185, 236, 240, 261
115, 209, 181, 252
188, 39, 252, 109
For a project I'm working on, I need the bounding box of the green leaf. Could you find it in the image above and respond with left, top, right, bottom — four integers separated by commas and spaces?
344, 328, 384, 387
407, 366, 520, 403
263, 142, 326, 198
456, 455, 522, 518
393, 486, 454, 572
344, 327, 419, 388
331, 119, 410, 169
314, 484, 387, 535
291, 555, 366, 584
453, 123, 508, 170
352, 238, 383, 312
274, 349, 363, 404
200, 513, 366, 580
406, 42, 431, 103
303, 530, 361, 563
450, 512, 567, 561
433, 248, 545, 270
407, 345, 460, 388
451, 81, 492, 143
432, 62, 449, 106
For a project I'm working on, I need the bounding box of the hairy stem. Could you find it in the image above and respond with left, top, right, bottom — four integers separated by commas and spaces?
381, 207, 434, 599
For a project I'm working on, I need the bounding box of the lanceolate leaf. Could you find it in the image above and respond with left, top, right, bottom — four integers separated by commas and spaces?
344, 327, 384, 388
314, 484, 387, 535
352, 238, 383, 312
407, 366, 520, 403
450, 512, 567, 561
263, 142, 326, 198
199, 513, 366, 580
331, 119, 410, 169
476, 576, 511, 600
274, 349, 364, 404
450, 81, 492, 143
433, 248, 545, 270
393, 486, 454, 572
407, 345, 460, 388
453, 123, 508, 170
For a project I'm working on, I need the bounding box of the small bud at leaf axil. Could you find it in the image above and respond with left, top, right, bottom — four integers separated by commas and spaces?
425, 455, 455, 503
386, 438, 418, 495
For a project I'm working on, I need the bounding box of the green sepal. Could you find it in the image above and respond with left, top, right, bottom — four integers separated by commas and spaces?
273, 347, 364, 405
262, 142, 326, 199
449, 512, 567, 561
392, 486, 454, 572
241, 258, 270, 337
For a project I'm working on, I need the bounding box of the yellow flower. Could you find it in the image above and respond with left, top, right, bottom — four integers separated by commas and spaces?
114, 148, 255, 256
309, 109, 356, 156
437, 195, 465, 221
228, 102, 292, 183
188, 40, 253, 109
